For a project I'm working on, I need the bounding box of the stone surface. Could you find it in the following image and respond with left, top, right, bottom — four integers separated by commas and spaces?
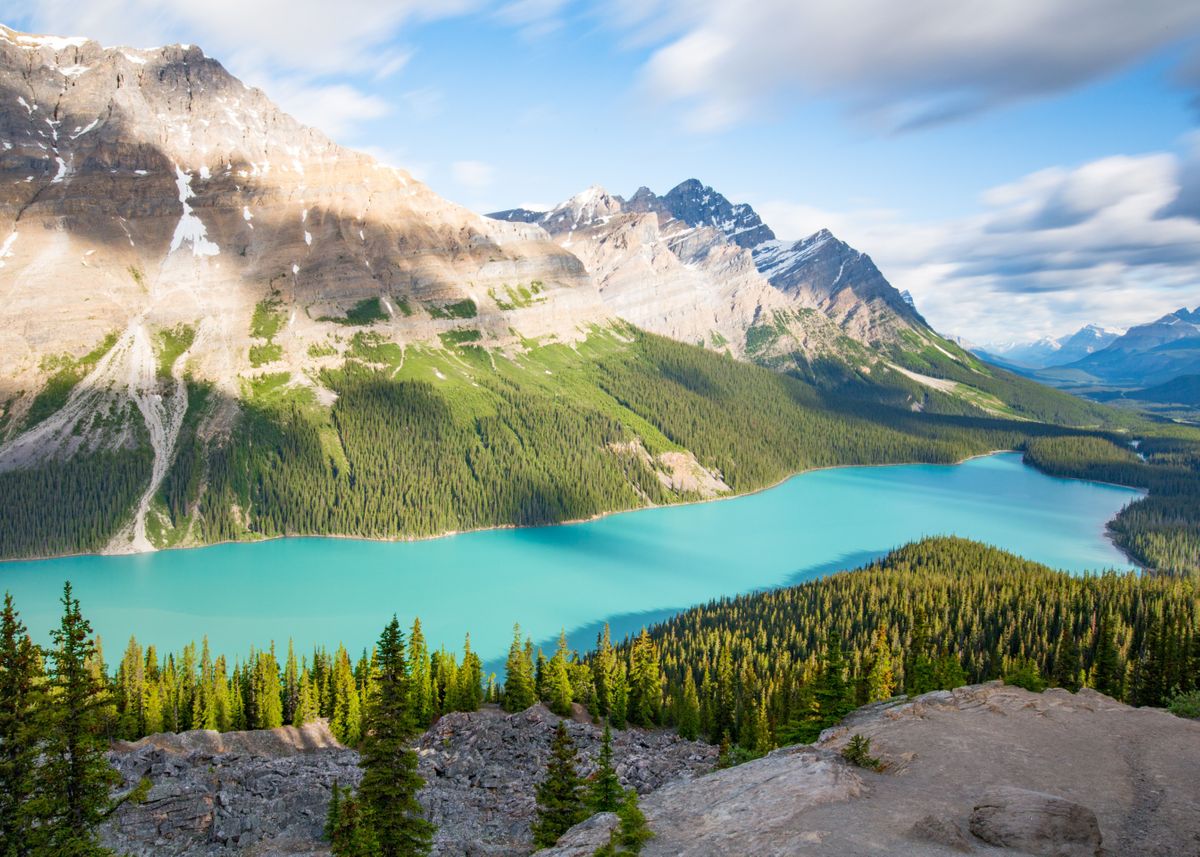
0, 23, 609, 465
969, 786, 1103, 857
103, 704, 716, 856
538, 684, 1200, 857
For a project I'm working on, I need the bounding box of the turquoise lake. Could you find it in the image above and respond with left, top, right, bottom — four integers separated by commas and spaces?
0, 453, 1140, 671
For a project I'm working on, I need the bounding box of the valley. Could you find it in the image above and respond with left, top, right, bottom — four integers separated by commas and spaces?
0, 19, 1197, 857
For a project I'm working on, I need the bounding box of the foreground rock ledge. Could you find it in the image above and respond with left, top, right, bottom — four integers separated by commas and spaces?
104, 704, 715, 856
537, 683, 1200, 857
104, 685, 1200, 857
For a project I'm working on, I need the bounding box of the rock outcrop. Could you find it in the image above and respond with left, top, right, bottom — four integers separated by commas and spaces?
0, 24, 608, 461
491, 185, 846, 366
536, 683, 1200, 857
103, 704, 716, 856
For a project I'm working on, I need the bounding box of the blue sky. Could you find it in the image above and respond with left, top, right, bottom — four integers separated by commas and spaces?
3, 0, 1200, 343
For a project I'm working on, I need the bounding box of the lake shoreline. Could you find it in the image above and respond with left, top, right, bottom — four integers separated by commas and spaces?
2, 448, 1144, 568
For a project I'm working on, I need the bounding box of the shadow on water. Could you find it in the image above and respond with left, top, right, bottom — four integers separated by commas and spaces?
482, 547, 893, 677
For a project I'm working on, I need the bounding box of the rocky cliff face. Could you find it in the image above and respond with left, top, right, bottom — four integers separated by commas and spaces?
0, 24, 607, 453
539, 683, 1200, 857
490, 186, 845, 365
754, 228, 927, 345
102, 685, 1200, 857
492, 181, 942, 365
624, 179, 775, 249
103, 705, 716, 856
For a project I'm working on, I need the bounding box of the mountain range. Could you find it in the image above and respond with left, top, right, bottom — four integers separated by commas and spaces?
979, 324, 1124, 370
0, 25, 1120, 560
982, 309, 1200, 405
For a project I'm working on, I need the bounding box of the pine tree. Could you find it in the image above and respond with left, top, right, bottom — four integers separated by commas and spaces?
592, 626, 614, 718
608, 663, 629, 730
593, 789, 653, 857
326, 781, 381, 857
532, 721, 587, 848
503, 624, 536, 712
627, 629, 661, 728
1092, 614, 1123, 699
904, 616, 937, 695
547, 631, 574, 717
454, 635, 483, 712
284, 639, 300, 725
358, 616, 434, 857
1051, 626, 1082, 692
116, 636, 145, 739
865, 626, 896, 703
294, 667, 319, 727
408, 619, 433, 728
588, 725, 623, 813
676, 670, 700, 741
331, 645, 361, 744
0, 593, 42, 857
253, 647, 284, 729
32, 583, 129, 855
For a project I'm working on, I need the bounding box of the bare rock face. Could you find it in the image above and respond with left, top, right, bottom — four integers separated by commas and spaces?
103, 705, 716, 857
539, 684, 1200, 857
969, 787, 1104, 857
0, 24, 609, 458
754, 228, 927, 346
493, 185, 845, 366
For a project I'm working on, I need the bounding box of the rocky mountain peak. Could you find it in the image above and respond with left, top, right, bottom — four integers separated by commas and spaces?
624, 178, 775, 248
540, 184, 623, 230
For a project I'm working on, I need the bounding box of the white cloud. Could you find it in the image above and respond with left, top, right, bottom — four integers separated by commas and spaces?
629, 0, 1200, 131
452, 160, 496, 190
265, 79, 390, 139
757, 149, 1200, 343
3, 0, 478, 139
495, 0, 570, 38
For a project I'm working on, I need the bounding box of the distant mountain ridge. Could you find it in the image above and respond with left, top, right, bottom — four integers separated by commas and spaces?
489, 179, 930, 359
1056, 308, 1200, 386
979, 324, 1123, 370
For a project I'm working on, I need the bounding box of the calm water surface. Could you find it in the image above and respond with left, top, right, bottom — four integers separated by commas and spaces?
1, 453, 1140, 669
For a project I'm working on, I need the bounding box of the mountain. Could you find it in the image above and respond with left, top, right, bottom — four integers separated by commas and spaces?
491, 181, 937, 364
1057, 308, 1200, 386
1128, 374, 1200, 406
623, 178, 775, 248
752, 229, 927, 344
0, 26, 1131, 562
493, 184, 844, 366
979, 324, 1123, 369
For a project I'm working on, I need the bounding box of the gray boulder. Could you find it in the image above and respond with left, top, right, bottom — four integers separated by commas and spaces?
969, 786, 1103, 857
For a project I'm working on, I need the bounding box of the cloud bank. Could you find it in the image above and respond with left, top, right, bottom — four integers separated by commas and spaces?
631, 0, 1200, 131
761, 144, 1200, 343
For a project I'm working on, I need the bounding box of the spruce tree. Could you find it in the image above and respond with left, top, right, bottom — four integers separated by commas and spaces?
33, 583, 134, 855
676, 670, 700, 741
1051, 626, 1082, 692
548, 631, 574, 717
594, 789, 653, 857
1092, 615, 1123, 699
294, 667, 319, 727
532, 721, 587, 848
0, 593, 42, 857
503, 624, 536, 712
408, 619, 433, 728
588, 725, 623, 813
627, 630, 661, 728
284, 639, 300, 725
358, 616, 433, 857
455, 635, 483, 712
865, 626, 896, 703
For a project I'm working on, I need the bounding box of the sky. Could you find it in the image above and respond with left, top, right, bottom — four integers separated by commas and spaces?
2, 0, 1200, 344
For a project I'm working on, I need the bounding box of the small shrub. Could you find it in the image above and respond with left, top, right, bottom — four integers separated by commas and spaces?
841, 734, 882, 771
1167, 690, 1200, 720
